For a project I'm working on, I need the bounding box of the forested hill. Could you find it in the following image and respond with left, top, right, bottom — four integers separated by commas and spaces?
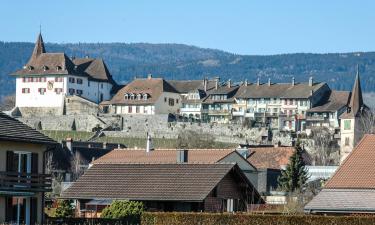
1, 41, 375, 98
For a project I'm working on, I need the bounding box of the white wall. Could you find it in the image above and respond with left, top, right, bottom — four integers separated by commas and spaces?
16, 75, 113, 108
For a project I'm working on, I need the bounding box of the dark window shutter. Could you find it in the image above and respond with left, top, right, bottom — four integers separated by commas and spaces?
31, 153, 39, 173
30, 197, 38, 224
6, 151, 14, 172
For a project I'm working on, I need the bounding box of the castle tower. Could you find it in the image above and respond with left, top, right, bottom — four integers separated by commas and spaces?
339, 66, 365, 163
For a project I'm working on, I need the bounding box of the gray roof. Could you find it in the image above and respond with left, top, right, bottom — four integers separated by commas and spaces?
305, 189, 375, 213
0, 112, 56, 145
168, 80, 216, 94
235, 82, 328, 99
61, 163, 259, 202
308, 91, 350, 113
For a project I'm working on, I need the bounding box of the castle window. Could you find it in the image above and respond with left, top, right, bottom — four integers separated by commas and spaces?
56, 66, 62, 71
124, 94, 129, 100
22, 88, 30, 94
168, 98, 175, 106
345, 137, 350, 146
38, 88, 46, 95
69, 88, 75, 95
130, 94, 135, 100
77, 78, 83, 84
42, 65, 48, 71
137, 94, 142, 100
69, 77, 75, 83
27, 65, 33, 71
55, 77, 63, 82
136, 106, 140, 113
344, 120, 351, 130
101, 83, 104, 89
143, 94, 148, 100
55, 88, 63, 94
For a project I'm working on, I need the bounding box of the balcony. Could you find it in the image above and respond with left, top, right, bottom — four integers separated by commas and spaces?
254, 112, 280, 118
0, 171, 52, 193
232, 111, 245, 116
306, 116, 327, 121
180, 107, 201, 113
202, 109, 231, 115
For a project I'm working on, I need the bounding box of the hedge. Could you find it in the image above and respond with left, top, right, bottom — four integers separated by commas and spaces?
141, 212, 375, 225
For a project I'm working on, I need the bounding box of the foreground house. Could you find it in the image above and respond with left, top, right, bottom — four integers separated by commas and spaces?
305, 134, 375, 214
103, 75, 181, 115
0, 112, 56, 224
11, 33, 117, 116
62, 163, 263, 216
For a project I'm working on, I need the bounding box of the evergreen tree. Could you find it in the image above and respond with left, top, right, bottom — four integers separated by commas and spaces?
55, 200, 74, 218
278, 145, 309, 193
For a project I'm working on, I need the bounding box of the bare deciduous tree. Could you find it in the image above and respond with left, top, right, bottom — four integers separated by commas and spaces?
311, 127, 339, 165
358, 108, 375, 134
0, 95, 15, 111
177, 130, 215, 149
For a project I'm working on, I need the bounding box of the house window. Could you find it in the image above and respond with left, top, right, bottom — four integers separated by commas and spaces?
38, 88, 46, 95
69, 77, 75, 83
22, 77, 26, 82
55, 88, 63, 94
143, 94, 148, 100
168, 98, 174, 106
101, 83, 103, 89
69, 88, 75, 95
124, 94, 129, 100
55, 77, 63, 82
130, 94, 135, 100
21, 88, 30, 94
76, 90, 83, 95
344, 120, 351, 130
77, 78, 83, 84
39, 77, 47, 82
136, 106, 140, 113
164, 97, 167, 102
88, 81, 90, 87
176, 99, 179, 104
345, 137, 350, 146
128, 106, 132, 113
137, 94, 142, 100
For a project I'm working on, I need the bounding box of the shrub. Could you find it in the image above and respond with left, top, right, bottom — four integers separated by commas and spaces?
101, 200, 144, 219
55, 199, 74, 218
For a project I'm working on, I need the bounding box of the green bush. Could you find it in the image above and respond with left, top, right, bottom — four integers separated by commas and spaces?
101, 200, 144, 219
54, 200, 74, 218
141, 212, 375, 225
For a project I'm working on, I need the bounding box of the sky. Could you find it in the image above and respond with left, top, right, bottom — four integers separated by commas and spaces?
1, 0, 374, 55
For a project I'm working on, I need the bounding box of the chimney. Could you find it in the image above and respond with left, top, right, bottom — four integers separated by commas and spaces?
177, 149, 188, 163
66, 138, 73, 153
309, 77, 313, 86
146, 132, 154, 153
215, 77, 220, 90
292, 77, 295, 86
203, 78, 208, 92
268, 78, 271, 86
257, 77, 260, 86
227, 79, 232, 88
244, 79, 248, 86
147, 74, 152, 79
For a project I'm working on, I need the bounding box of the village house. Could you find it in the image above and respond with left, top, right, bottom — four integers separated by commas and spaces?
0, 112, 56, 225
62, 162, 263, 216
202, 79, 240, 123
305, 134, 375, 214
103, 75, 181, 115
233, 77, 330, 131
11, 33, 117, 116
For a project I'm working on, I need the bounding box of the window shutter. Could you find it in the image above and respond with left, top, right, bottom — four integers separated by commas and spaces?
6, 151, 14, 172
31, 153, 39, 173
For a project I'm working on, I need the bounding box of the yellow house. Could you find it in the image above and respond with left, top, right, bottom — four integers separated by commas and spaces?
0, 112, 56, 225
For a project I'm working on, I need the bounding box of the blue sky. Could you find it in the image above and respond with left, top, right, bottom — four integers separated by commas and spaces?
1, 0, 374, 55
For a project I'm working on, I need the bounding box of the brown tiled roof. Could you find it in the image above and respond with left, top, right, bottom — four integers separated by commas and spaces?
12, 33, 115, 84
0, 112, 56, 144
247, 147, 296, 170
108, 78, 178, 105
308, 91, 350, 113
94, 148, 235, 164
235, 82, 328, 99
325, 134, 375, 189
61, 163, 243, 201
168, 80, 216, 93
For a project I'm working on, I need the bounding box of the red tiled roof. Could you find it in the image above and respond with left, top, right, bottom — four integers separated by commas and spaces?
325, 134, 375, 189
247, 147, 295, 170
94, 148, 235, 164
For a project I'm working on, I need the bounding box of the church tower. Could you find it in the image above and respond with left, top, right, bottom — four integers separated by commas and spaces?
339, 66, 365, 163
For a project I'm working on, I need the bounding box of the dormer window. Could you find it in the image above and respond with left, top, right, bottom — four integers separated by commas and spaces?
143, 94, 148, 100
28, 65, 34, 71
130, 93, 135, 100
42, 65, 48, 71
56, 66, 62, 71
124, 94, 129, 100
137, 94, 142, 100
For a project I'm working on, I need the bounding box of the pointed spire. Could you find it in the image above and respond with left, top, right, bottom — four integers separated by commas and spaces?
348, 65, 364, 116
31, 32, 46, 58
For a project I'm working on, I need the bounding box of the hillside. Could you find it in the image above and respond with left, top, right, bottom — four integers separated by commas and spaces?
1, 41, 375, 100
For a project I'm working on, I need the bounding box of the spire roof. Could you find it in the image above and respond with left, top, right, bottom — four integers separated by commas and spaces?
347, 66, 364, 117
29, 33, 46, 62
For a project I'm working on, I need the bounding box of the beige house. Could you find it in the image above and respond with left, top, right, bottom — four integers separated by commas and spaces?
0, 112, 56, 225
103, 75, 181, 115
